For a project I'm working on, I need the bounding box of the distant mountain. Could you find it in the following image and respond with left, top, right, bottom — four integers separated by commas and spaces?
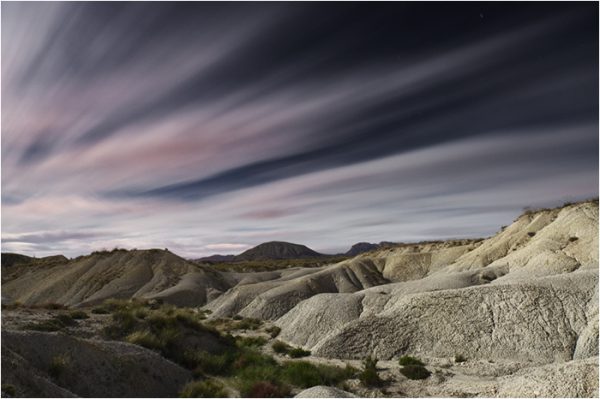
345, 242, 380, 256
235, 241, 324, 261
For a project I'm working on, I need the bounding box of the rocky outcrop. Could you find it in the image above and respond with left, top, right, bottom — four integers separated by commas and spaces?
295, 386, 358, 398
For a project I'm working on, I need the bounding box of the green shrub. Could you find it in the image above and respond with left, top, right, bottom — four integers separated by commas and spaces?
103, 309, 138, 338
236, 318, 262, 330
126, 330, 162, 350
134, 308, 150, 319
69, 310, 89, 319
527, 232, 536, 237
455, 354, 467, 363
91, 306, 110, 314
400, 365, 431, 380
23, 319, 64, 332
398, 355, 424, 366
236, 336, 268, 348
1, 384, 16, 396
187, 350, 235, 376
23, 314, 77, 332
569, 236, 579, 242
35, 302, 66, 310
233, 315, 243, 320
233, 349, 278, 373
288, 348, 311, 358
179, 379, 228, 398
265, 326, 281, 338
280, 361, 356, 388
272, 340, 291, 354
54, 314, 77, 326
359, 355, 383, 387
48, 354, 70, 379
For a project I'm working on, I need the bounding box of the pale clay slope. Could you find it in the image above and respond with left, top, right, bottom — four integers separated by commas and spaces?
206, 240, 479, 319
274, 203, 598, 367
1, 249, 231, 307
295, 386, 358, 398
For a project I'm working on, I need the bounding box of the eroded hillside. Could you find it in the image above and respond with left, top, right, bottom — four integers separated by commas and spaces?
1, 199, 598, 397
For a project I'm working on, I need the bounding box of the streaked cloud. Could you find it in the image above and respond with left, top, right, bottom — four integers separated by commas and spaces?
2, 3, 597, 257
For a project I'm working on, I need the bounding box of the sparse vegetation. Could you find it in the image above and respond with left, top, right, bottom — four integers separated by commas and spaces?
179, 380, 228, 398
569, 236, 579, 242
399, 355, 424, 366
48, 354, 70, 379
398, 355, 430, 379
359, 355, 383, 387
126, 330, 163, 350
288, 347, 311, 358
270, 340, 310, 357
280, 361, 356, 388
1, 384, 16, 396
69, 310, 89, 319
272, 340, 291, 354
206, 317, 263, 332
202, 256, 350, 273
265, 326, 281, 338
400, 364, 431, 380
527, 232, 536, 237
22, 314, 77, 332
236, 318, 262, 330
33, 302, 66, 310
91, 306, 111, 314
236, 336, 267, 348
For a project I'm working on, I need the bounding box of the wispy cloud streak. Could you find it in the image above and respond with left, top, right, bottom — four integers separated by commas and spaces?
2, 3, 597, 257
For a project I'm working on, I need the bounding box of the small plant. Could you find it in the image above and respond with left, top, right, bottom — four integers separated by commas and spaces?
569, 236, 579, 242
23, 314, 77, 332
233, 315, 243, 320
236, 336, 268, 348
265, 326, 281, 338
455, 354, 467, 363
288, 347, 311, 358
272, 340, 291, 354
179, 379, 228, 398
236, 318, 262, 330
398, 355, 424, 366
527, 232, 536, 237
126, 330, 162, 350
35, 302, 66, 310
134, 307, 150, 319
91, 306, 110, 314
48, 354, 70, 379
280, 361, 356, 388
400, 365, 431, 380
69, 310, 89, 319
359, 355, 383, 387
1, 384, 16, 396
186, 350, 235, 376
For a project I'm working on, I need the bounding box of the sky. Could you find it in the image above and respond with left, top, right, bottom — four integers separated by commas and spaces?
2, 2, 598, 258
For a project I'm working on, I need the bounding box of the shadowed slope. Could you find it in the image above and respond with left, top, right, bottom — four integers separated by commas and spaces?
2, 249, 231, 307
